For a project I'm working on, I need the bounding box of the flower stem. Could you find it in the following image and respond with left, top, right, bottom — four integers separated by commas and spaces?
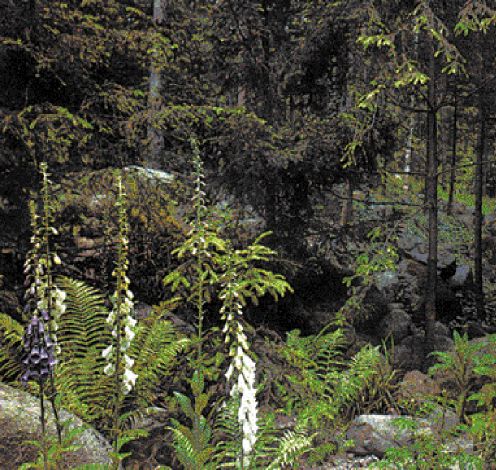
39, 379, 48, 470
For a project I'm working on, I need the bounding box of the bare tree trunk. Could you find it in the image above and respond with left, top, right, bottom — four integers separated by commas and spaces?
440, 107, 450, 190
474, 102, 486, 319
447, 91, 457, 215
425, 57, 438, 353
403, 111, 414, 190
147, 0, 164, 168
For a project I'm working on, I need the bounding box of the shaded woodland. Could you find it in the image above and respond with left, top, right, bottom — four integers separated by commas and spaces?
1, 1, 496, 468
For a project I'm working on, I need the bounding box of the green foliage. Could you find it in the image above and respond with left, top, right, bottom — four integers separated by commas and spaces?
426, 334, 496, 464
429, 331, 484, 420
275, 324, 381, 463
169, 370, 216, 470
214, 396, 311, 469
465, 334, 496, 462
351, 342, 400, 416
374, 416, 482, 470
129, 306, 188, 408
0, 312, 24, 380
341, 226, 398, 324
55, 276, 113, 422
19, 420, 86, 470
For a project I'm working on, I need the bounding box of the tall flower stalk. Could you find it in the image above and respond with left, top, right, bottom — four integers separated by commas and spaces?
22, 314, 57, 470
22, 162, 64, 443
165, 140, 292, 468
164, 138, 225, 367
102, 173, 137, 450
218, 236, 292, 468
221, 283, 258, 466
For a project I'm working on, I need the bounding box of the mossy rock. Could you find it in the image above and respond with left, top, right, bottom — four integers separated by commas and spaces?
0, 382, 112, 469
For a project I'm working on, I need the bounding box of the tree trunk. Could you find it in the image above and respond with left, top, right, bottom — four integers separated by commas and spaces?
439, 109, 446, 190
147, 0, 164, 168
447, 92, 457, 215
425, 58, 438, 353
403, 112, 414, 190
474, 103, 486, 319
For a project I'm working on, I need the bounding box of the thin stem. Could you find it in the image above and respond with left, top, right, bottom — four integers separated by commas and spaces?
41, 163, 62, 444
111, 229, 124, 451
39, 379, 48, 470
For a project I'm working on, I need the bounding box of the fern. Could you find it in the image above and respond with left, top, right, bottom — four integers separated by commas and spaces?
264, 427, 312, 470
169, 371, 216, 470
214, 397, 311, 469
129, 307, 188, 408
276, 325, 381, 463
0, 312, 24, 381
213, 396, 243, 466
55, 276, 113, 422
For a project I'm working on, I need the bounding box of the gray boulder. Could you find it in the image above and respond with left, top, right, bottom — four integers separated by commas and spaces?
0, 382, 112, 468
394, 333, 454, 370
449, 265, 472, 289
346, 414, 472, 459
378, 308, 412, 343
346, 415, 414, 457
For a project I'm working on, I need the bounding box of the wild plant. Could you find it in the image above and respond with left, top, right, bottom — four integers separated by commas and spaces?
373, 415, 482, 470
274, 319, 382, 464
340, 226, 398, 324
21, 314, 58, 470
164, 141, 226, 468
166, 141, 306, 468
18, 420, 86, 470
465, 334, 496, 463
429, 330, 485, 421
22, 162, 64, 443
1, 168, 185, 468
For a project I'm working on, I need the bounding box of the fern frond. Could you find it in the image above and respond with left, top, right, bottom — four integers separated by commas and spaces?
265, 428, 312, 470
0, 313, 24, 381
129, 311, 188, 407
54, 276, 113, 422
213, 397, 243, 466
170, 420, 216, 470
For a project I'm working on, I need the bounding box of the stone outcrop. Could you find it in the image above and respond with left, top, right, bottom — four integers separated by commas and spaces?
0, 382, 112, 469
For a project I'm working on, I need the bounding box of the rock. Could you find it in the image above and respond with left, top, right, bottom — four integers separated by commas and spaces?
124, 407, 171, 468
0, 382, 112, 468
432, 334, 455, 353
398, 233, 424, 253
374, 271, 400, 303
436, 284, 462, 322
346, 414, 471, 459
432, 321, 451, 338
378, 308, 412, 343
135, 301, 153, 320
425, 407, 459, 434
394, 334, 425, 370
325, 454, 379, 469
397, 370, 441, 405
346, 415, 413, 457
438, 254, 456, 270
408, 248, 428, 265
394, 332, 454, 371
356, 286, 388, 331
74, 236, 104, 250
449, 265, 472, 289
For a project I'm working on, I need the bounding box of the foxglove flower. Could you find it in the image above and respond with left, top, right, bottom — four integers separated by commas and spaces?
21, 315, 57, 385
103, 282, 137, 395
222, 290, 258, 462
